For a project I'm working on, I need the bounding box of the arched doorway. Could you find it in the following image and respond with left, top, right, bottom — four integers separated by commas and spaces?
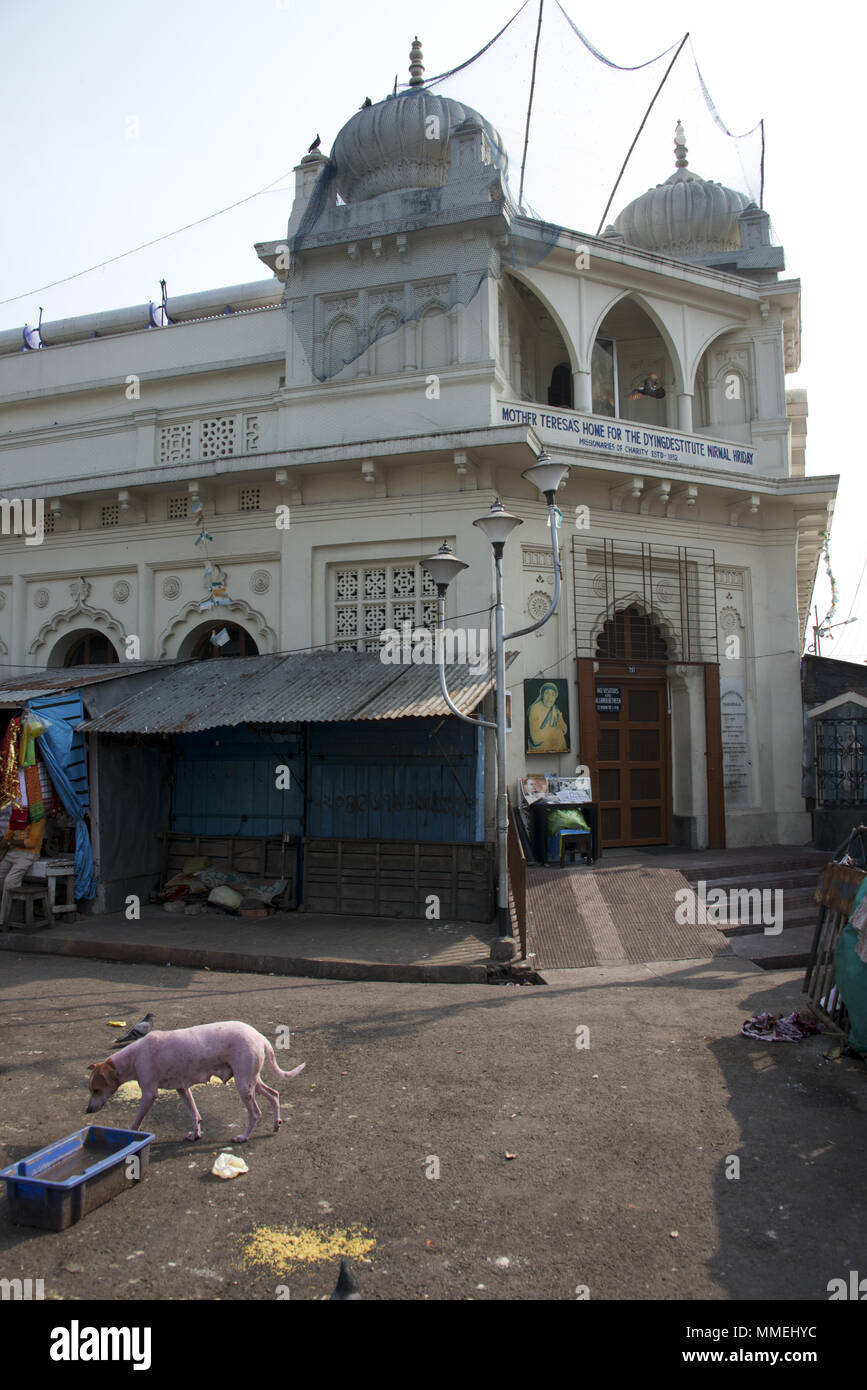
585, 606, 671, 847
182, 622, 259, 660
48, 628, 120, 668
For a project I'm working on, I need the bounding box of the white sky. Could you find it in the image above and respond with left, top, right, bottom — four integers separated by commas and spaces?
1, 0, 863, 660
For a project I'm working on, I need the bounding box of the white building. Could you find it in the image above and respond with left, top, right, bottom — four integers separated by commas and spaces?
0, 38, 836, 885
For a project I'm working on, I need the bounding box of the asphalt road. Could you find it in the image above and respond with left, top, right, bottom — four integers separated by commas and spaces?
0, 951, 864, 1302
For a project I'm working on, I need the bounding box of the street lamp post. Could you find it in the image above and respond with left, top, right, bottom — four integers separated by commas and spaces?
421, 451, 570, 941
811, 611, 858, 656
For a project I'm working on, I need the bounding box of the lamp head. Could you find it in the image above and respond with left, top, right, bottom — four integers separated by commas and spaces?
421, 541, 469, 593
521, 450, 570, 503
472, 497, 523, 551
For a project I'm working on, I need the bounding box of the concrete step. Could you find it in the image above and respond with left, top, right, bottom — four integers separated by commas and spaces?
727, 922, 817, 970
719, 904, 817, 937
682, 868, 824, 894
681, 848, 829, 866
675, 874, 820, 936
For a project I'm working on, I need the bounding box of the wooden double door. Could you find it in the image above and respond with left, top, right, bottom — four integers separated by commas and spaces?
579, 665, 671, 847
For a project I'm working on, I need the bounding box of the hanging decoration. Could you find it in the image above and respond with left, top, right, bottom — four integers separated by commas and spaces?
818, 527, 838, 630
190, 493, 231, 613
0, 718, 23, 811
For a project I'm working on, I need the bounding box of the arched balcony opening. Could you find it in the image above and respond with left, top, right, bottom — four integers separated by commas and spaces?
499, 274, 573, 408
693, 336, 752, 444
592, 299, 675, 426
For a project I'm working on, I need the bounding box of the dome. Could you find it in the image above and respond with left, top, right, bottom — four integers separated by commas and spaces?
612, 123, 751, 259
332, 38, 507, 204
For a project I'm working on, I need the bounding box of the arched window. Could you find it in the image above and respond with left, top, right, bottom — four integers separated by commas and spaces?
188, 623, 259, 660
420, 305, 449, 370
48, 629, 120, 668
326, 318, 359, 378
596, 606, 668, 662
372, 311, 402, 375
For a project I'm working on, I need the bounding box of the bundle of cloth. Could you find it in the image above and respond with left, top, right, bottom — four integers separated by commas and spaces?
158, 858, 288, 914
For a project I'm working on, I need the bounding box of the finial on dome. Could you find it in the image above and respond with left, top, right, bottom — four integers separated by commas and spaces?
409, 36, 424, 87
674, 120, 688, 169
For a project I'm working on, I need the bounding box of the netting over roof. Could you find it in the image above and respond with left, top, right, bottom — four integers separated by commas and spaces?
284, 7, 771, 381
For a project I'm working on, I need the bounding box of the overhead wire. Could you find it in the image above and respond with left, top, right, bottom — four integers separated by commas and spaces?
0, 170, 295, 310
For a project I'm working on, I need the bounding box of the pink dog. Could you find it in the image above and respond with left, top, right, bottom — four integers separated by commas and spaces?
86, 1021, 306, 1142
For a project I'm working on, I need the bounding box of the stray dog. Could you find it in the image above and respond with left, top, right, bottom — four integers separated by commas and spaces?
86, 1021, 306, 1141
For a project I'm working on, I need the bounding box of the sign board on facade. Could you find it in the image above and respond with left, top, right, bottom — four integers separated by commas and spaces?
595, 685, 622, 713
721, 678, 749, 807
499, 403, 756, 470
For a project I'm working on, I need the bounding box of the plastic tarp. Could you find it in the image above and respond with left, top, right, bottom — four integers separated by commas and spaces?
835, 877, 867, 1054
26, 694, 96, 901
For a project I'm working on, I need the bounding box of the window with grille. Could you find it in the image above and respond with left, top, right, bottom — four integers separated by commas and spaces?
43, 510, 56, 534
331, 562, 438, 653
239, 487, 261, 512
815, 709, 867, 806
167, 495, 189, 520
100, 504, 120, 527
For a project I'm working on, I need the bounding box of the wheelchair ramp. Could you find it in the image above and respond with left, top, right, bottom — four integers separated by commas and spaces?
526, 864, 733, 970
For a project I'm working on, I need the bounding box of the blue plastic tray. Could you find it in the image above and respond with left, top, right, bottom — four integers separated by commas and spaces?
0, 1125, 154, 1230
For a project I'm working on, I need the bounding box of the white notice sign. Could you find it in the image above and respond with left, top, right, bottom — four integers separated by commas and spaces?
720, 678, 749, 807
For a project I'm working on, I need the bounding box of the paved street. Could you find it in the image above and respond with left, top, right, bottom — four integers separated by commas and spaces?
0, 952, 864, 1301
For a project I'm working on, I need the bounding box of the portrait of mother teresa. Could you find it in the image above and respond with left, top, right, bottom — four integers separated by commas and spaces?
525, 680, 569, 754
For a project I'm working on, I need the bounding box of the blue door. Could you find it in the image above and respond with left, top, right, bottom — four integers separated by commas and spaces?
307, 719, 482, 842
171, 727, 304, 836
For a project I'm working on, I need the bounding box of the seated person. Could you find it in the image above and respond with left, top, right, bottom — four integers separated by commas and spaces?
0, 813, 47, 924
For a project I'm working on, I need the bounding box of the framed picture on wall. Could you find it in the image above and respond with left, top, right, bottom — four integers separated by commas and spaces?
524, 678, 570, 755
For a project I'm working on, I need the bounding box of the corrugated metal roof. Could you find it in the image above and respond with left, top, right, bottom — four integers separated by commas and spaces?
0, 662, 180, 706
77, 651, 510, 733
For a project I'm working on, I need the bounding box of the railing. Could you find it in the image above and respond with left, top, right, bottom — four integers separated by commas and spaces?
572, 535, 718, 664
803, 828, 867, 1031
507, 799, 527, 959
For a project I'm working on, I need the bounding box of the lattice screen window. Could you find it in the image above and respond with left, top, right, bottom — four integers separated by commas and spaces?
167, 495, 189, 521
100, 504, 120, 527
200, 416, 236, 459
43, 510, 56, 534
158, 423, 193, 463
332, 562, 438, 653
239, 487, 261, 512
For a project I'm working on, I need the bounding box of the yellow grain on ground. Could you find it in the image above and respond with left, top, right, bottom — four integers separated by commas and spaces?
114, 1078, 228, 1102
239, 1224, 376, 1275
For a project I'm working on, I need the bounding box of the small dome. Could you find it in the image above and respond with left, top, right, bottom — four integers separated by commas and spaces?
612, 122, 751, 259
332, 38, 507, 204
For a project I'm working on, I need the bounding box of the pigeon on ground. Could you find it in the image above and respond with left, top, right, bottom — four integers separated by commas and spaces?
308, 133, 321, 153
110, 1013, 154, 1048
628, 374, 666, 400
330, 1258, 361, 1300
